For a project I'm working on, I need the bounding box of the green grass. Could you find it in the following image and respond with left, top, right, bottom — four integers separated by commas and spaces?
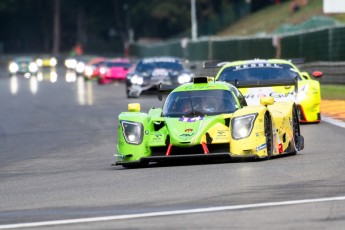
218, 0, 345, 37
321, 84, 345, 100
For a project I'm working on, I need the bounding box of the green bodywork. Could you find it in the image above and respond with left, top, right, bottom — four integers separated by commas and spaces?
116, 81, 240, 164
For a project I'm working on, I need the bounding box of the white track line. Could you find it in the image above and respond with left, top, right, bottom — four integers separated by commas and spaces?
1, 196, 345, 229
322, 115, 345, 128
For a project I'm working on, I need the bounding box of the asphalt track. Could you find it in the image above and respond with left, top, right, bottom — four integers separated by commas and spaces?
1, 68, 345, 229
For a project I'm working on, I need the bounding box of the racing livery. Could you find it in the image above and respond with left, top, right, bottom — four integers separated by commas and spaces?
214, 59, 323, 123
126, 56, 194, 98
115, 77, 303, 168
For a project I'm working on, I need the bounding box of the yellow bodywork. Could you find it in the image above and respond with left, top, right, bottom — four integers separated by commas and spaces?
229, 101, 295, 158
215, 59, 321, 123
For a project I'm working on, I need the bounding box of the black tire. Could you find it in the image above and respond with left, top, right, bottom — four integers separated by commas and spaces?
291, 105, 300, 155
264, 113, 273, 159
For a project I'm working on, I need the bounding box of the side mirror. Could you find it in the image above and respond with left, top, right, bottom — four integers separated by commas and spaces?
189, 63, 197, 69
300, 71, 310, 80
260, 97, 274, 106
128, 103, 140, 112
312, 71, 323, 78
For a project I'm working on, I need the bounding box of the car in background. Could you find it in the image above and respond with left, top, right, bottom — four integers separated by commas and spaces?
84, 57, 106, 80
115, 76, 304, 168
8, 57, 39, 77
64, 56, 89, 75
98, 58, 132, 84
126, 56, 194, 98
214, 59, 323, 123
36, 56, 58, 69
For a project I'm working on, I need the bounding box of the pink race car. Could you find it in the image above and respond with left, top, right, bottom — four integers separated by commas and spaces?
98, 59, 132, 84
84, 57, 106, 80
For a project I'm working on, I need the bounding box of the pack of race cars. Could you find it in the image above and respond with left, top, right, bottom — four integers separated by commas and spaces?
8, 55, 323, 168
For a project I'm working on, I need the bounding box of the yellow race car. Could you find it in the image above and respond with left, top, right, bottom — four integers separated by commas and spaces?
214, 59, 323, 123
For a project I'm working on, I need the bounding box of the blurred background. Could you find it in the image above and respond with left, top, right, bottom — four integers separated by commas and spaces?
1, 0, 344, 57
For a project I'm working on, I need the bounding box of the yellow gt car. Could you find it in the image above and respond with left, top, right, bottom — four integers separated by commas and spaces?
214, 59, 323, 123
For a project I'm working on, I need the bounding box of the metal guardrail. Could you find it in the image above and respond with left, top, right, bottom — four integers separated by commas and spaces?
298, 62, 345, 84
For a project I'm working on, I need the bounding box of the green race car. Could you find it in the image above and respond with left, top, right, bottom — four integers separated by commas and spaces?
115, 77, 304, 168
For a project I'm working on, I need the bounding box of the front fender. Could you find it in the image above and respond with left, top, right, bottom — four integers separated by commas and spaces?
230, 106, 269, 158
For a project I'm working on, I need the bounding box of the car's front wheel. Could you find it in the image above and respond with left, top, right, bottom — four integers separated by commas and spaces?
264, 113, 273, 159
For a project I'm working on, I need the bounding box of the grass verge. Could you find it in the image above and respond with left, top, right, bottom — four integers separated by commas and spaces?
321, 84, 345, 100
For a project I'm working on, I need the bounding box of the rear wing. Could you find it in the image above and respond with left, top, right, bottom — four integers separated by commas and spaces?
227, 77, 298, 95
203, 58, 305, 69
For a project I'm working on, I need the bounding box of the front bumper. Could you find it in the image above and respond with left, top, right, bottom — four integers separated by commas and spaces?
115, 152, 232, 166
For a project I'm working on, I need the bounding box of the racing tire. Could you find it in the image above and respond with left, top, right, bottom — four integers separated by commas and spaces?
264, 113, 273, 159
291, 105, 300, 155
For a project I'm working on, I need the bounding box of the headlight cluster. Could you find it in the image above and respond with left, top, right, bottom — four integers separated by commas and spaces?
36, 59, 43, 67
296, 84, 309, 103
29, 62, 38, 73
76, 62, 85, 73
50, 58, 57, 67
85, 66, 94, 76
232, 113, 257, 139
130, 74, 144, 85
99, 67, 107, 75
178, 73, 192, 84
65, 59, 77, 69
121, 121, 143, 144
9, 62, 19, 73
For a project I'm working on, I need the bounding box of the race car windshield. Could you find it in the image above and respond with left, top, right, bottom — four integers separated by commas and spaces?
136, 61, 183, 72
105, 62, 131, 68
163, 90, 237, 117
218, 63, 299, 83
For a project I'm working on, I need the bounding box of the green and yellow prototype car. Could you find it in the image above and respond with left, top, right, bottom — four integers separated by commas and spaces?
115, 77, 304, 168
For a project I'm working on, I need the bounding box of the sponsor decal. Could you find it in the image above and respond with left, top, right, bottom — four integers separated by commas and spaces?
180, 133, 194, 137
152, 133, 163, 140
256, 143, 267, 151
179, 116, 203, 122
143, 57, 177, 63
217, 130, 227, 135
234, 63, 282, 71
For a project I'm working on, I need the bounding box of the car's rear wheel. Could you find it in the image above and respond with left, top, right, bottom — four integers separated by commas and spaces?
264, 113, 273, 159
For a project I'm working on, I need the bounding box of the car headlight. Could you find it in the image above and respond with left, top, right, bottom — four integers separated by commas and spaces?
121, 121, 143, 144
178, 73, 192, 84
76, 62, 85, 73
9, 62, 19, 73
130, 74, 144, 85
232, 113, 257, 140
65, 59, 77, 69
296, 84, 309, 103
50, 58, 57, 66
99, 67, 106, 75
36, 59, 43, 67
85, 66, 93, 76
29, 62, 38, 73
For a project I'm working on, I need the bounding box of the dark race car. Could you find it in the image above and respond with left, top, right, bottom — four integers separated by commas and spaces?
126, 56, 194, 98
8, 57, 39, 77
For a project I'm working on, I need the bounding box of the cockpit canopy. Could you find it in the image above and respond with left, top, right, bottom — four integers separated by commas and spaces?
162, 89, 238, 117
